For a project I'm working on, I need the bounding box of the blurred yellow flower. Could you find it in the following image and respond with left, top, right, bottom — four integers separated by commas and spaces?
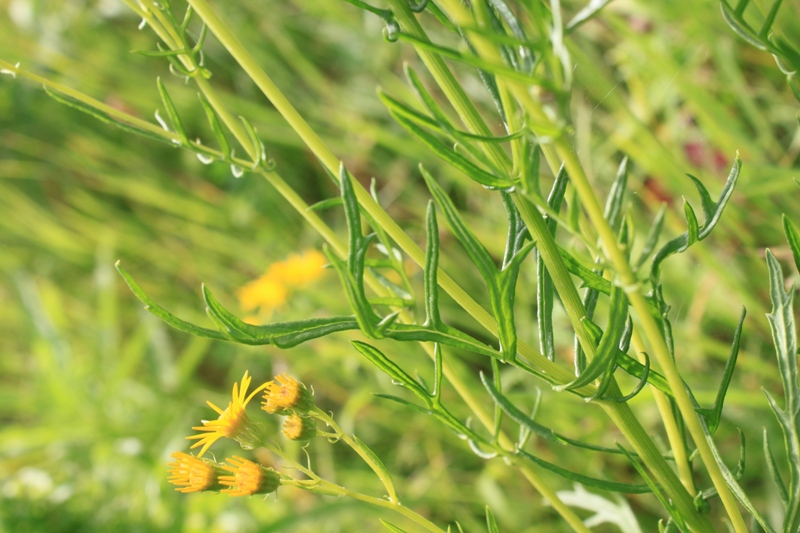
186, 371, 268, 457
167, 452, 223, 493
237, 275, 288, 313
237, 249, 326, 322
219, 456, 280, 496
268, 250, 327, 287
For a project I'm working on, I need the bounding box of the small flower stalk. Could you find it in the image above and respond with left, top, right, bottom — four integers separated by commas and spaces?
220, 456, 281, 496
262, 373, 315, 415
282, 414, 317, 442
167, 452, 226, 493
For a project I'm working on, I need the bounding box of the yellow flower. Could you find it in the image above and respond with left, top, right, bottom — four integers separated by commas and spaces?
262, 373, 315, 415
219, 456, 280, 496
236, 250, 327, 319
167, 452, 224, 493
186, 371, 268, 457
268, 250, 327, 286
237, 275, 288, 313
282, 414, 317, 442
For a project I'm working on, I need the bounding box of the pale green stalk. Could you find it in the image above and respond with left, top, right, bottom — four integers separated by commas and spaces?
268, 444, 446, 533
433, 1, 746, 529
312, 408, 398, 503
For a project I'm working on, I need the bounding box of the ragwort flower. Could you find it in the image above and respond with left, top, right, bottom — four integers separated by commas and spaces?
186, 371, 268, 457
220, 456, 281, 496
167, 452, 225, 493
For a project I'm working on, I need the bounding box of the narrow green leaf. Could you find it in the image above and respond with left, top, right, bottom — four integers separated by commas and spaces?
352, 435, 396, 498
559, 285, 628, 392
636, 203, 667, 268
424, 200, 441, 326
559, 247, 612, 294
115, 262, 228, 341
198, 91, 231, 158
684, 200, 700, 246
720, 2, 767, 50
566, 0, 612, 32
202, 284, 359, 346
763, 428, 789, 506
307, 197, 344, 212
783, 215, 800, 275
614, 351, 650, 403
156, 77, 189, 145
422, 166, 497, 283
651, 155, 741, 281
697, 414, 776, 533
352, 341, 431, 402
517, 450, 651, 493
538, 165, 569, 361
386, 323, 500, 359
486, 506, 500, 533
395, 32, 556, 91
380, 520, 410, 533
393, 114, 513, 188
700, 308, 746, 434
373, 393, 432, 415
758, 0, 783, 39
617, 445, 687, 530
43, 86, 173, 145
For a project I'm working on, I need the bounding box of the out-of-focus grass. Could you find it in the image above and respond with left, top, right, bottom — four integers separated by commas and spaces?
0, 0, 798, 531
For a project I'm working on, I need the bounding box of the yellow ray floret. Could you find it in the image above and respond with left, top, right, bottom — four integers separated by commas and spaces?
167, 452, 222, 493
186, 371, 269, 457
219, 456, 280, 496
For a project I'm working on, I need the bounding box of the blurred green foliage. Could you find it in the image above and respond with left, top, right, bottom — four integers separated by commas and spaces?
0, 0, 798, 531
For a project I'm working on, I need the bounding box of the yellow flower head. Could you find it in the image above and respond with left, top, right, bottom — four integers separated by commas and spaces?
262, 373, 315, 415
167, 452, 224, 493
237, 275, 288, 313
268, 250, 327, 286
219, 456, 280, 497
282, 414, 317, 442
187, 371, 269, 457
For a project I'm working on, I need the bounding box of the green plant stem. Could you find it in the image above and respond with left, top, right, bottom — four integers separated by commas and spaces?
631, 329, 697, 495
312, 408, 398, 503
407, 1, 719, 530
271, 445, 445, 533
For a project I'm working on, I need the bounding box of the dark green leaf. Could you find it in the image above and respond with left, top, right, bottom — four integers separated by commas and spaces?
763, 428, 789, 506
115, 262, 228, 341
783, 215, 800, 275
352, 341, 431, 402
518, 450, 651, 493
307, 197, 344, 212
697, 308, 745, 433
392, 114, 513, 188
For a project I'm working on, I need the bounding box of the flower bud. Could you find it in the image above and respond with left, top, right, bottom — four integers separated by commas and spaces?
261, 373, 315, 415
282, 414, 317, 442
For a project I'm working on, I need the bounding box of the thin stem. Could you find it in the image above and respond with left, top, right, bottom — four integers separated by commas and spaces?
631, 329, 697, 495
312, 408, 398, 503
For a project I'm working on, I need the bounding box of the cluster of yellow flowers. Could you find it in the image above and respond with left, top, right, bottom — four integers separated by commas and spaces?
237, 250, 327, 323
167, 371, 317, 496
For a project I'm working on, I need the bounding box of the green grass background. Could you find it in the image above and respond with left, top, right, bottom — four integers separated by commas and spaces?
0, 0, 798, 531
